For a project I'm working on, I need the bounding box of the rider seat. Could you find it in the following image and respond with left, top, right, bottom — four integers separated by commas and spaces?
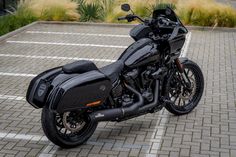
100, 60, 124, 83
62, 60, 124, 83
62, 60, 98, 74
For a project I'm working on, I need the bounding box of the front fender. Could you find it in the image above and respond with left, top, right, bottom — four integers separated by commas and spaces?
179, 57, 189, 64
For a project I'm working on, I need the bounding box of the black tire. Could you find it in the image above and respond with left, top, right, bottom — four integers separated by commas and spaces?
164, 60, 204, 115
41, 106, 98, 148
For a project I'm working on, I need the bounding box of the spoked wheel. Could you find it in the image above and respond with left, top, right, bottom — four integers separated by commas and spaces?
164, 60, 204, 115
41, 106, 98, 148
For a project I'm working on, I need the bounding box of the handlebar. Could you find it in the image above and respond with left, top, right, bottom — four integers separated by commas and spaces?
118, 14, 177, 28
118, 16, 127, 21
157, 16, 178, 27
118, 14, 144, 23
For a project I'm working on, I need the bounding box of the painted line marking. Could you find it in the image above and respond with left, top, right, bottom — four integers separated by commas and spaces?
0, 33, 192, 78
6, 41, 128, 49
0, 132, 55, 157
26, 31, 130, 38
0, 132, 48, 141
147, 32, 191, 154
0, 32, 193, 155
0, 94, 25, 101
0, 54, 116, 63
180, 32, 192, 57
0, 72, 36, 77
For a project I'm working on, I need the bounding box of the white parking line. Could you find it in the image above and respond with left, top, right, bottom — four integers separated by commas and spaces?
0, 132, 48, 141
6, 41, 128, 49
0, 32, 192, 156
26, 31, 130, 38
0, 54, 116, 63
0, 132, 55, 156
0, 72, 36, 77
147, 32, 191, 154
180, 32, 192, 57
0, 94, 25, 101
149, 110, 169, 153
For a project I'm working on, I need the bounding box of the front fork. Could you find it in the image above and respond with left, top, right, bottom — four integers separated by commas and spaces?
175, 58, 184, 73
175, 58, 191, 88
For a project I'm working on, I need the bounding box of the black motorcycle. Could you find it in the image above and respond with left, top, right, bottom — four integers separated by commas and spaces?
26, 4, 204, 148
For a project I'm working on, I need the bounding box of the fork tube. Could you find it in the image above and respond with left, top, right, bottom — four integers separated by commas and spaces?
175, 58, 184, 73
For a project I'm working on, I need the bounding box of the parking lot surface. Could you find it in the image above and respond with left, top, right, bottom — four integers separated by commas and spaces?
0, 23, 236, 157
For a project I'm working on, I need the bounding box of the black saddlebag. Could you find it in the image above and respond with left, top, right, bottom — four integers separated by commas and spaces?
48, 70, 112, 113
26, 67, 62, 108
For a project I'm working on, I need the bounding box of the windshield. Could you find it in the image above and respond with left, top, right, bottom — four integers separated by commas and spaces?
153, 8, 188, 33
153, 8, 178, 22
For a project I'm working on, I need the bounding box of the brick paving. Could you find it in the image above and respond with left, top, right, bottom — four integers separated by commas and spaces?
0, 23, 235, 157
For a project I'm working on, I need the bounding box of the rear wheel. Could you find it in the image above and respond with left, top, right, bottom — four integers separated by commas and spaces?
41, 106, 97, 148
164, 60, 204, 115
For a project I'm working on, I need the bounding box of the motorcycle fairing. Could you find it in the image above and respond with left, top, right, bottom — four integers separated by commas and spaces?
129, 24, 152, 41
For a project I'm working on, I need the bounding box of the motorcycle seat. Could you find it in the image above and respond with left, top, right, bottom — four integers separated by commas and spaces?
100, 60, 124, 83
62, 60, 98, 74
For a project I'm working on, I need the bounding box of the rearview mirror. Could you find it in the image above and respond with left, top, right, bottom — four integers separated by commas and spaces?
121, 4, 130, 12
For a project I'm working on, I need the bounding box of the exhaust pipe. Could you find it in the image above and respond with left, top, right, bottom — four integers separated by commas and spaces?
89, 80, 159, 122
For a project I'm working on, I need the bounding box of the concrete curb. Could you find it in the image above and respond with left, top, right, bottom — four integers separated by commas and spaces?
0, 21, 38, 43
38, 21, 236, 32
37, 21, 137, 28
0, 21, 235, 42
186, 25, 236, 32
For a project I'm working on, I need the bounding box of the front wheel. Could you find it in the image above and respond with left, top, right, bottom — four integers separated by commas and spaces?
164, 60, 204, 115
41, 106, 98, 148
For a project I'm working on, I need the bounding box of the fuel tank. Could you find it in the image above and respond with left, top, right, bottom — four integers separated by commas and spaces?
119, 38, 160, 68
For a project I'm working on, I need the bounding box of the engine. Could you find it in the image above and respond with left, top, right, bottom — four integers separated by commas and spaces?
111, 65, 158, 107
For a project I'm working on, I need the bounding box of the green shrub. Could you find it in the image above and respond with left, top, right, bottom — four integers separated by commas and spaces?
177, 0, 236, 27
104, 0, 179, 23
132, 1, 151, 17
104, 6, 128, 23
152, 3, 176, 10
104, 0, 152, 23
76, 0, 115, 22
100, 0, 115, 17
23, 0, 80, 21
0, 3, 36, 36
77, 0, 104, 22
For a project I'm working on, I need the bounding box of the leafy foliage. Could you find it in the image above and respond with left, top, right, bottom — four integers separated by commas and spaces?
177, 0, 236, 27
77, 0, 115, 22
77, 0, 103, 21
152, 3, 176, 10
0, 3, 36, 36
20, 0, 80, 21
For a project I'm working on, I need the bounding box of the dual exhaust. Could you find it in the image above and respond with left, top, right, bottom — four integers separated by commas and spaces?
89, 80, 159, 122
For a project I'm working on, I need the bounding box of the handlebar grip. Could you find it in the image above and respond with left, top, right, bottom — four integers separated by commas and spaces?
118, 16, 127, 21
